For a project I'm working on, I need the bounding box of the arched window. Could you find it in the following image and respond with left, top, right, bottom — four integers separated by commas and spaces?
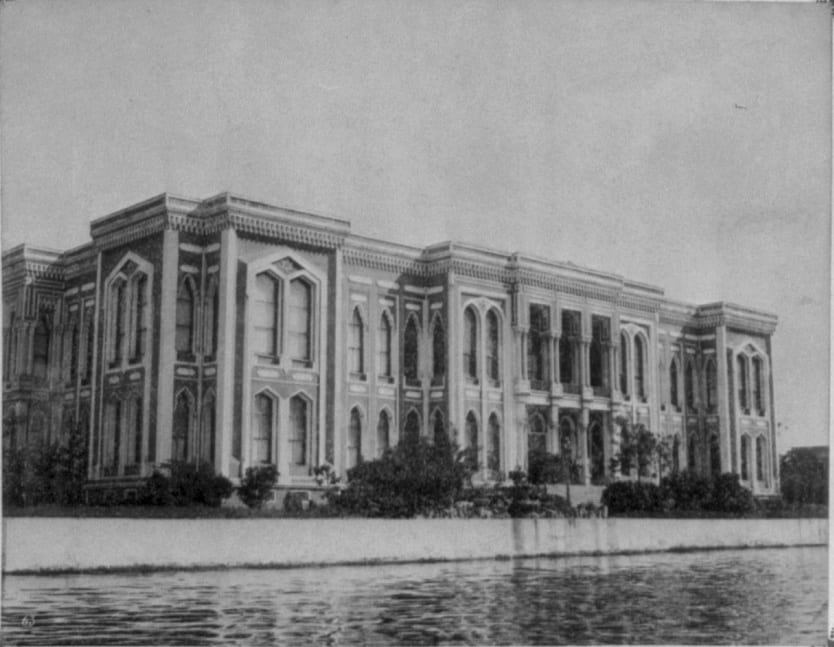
204, 278, 219, 358
376, 410, 390, 457
32, 316, 50, 379
378, 313, 392, 378
709, 433, 721, 476
465, 411, 479, 464
200, 392, 216, 465
403, 315, 419, 384
486, 310, 500, 383
288, 279, 312, 364
737, 355, 749, 413
528, 305, 549, 385
669, 357, 679, 409
431, 316, 445, 383
740, 435, 750, 480
67, 317, 80, 385
589, 420, 605, 484
349, 308, 364, 376
463, 307, 478, 381
253, 273, 279, 357
432, 409, 445, 445
752, 356, 764, 415
559, 417, 575, 462
487, 414, 501, 471
634, 335, 646, 400
687, 434, 697, 472
705, 357, 717, 412
755, 435, 765, 482
103, 401, 121, 474
125, 397, 143, 474
685, 358, 696, 410
252, 393, 273, 464
109, 278, 127, 365
590, 315, 610, 390
173, 391, 192, 462
175, 278, 196, 355
528, 412, 547, 456
289, 395, 308, 466
130, 273, 148, 362
347, 407, 362, 469
404, 409, 420, 444
619, 332, 629, 396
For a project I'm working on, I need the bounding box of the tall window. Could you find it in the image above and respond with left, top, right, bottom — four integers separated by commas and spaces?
349, 308, 364, 376
204, 278, 219, 359
126, 397, 143, 473
672, 435, 680, 473
619, 332, 629, 396
110, 279, 126, 365
752, 356, 764, 415
705, 358, 717, 412
288, 279, 312, 364
740, 435, 750, 480
404, 409, 420, 443
253, 273, 279, 357
4, 312, 15, 379
289, 395, 307, 465
590, 315, 610, 389
685, 358, 696, 410
103, 401, 121, 474
67, 317, 80, 385
131, 273, 148, 362
561, 310, 580, 386
347, 407, 362, 469
32, 316, 50, 379
528, 412, 547, 456
486, 310, 500, 383
403, 315, 419, 384
431, 315, 445, 383
528, 305, 549, 385
755, 435, 765, 482
173, 391, 192, 462
487, 413, 501, 472
377, 410, 390, 457
634, 335, 646, 400
200, 392, 216, 465
252, 393, 273, 464
737, 355, 748, 412
175, 279, 195, 355
687, 435, 697, 472
378, 313, 392, 378
463, 307, 478, 381
83, 306, 94, 384
709, 434, 721, 476
432, 409, 445, 445
669, 358, 679, 409
465, 411, 479, 463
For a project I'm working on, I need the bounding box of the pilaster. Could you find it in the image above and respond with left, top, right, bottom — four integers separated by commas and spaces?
216, 227, 238, 478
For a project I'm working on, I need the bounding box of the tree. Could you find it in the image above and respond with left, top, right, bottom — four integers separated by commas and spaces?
780, 447, 827, 505
613, 418, 658, 481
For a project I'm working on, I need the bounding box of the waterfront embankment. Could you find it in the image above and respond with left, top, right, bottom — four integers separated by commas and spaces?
2, 517, 826, 574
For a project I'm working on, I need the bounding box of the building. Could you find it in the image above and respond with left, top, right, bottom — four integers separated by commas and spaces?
2, 192, 780, 497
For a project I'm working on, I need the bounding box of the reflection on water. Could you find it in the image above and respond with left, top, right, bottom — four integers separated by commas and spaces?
2, 547, 825, 645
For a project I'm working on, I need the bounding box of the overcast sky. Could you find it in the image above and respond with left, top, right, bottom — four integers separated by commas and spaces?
1, 0, 830, 451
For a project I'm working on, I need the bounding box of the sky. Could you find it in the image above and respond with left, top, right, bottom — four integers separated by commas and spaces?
0, 0, 830, 451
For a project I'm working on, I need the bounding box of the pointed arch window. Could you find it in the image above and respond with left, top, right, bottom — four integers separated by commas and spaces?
737, 355, 749, 413
634, 335, 646, 401
130, 273, 149, 362
347, 407, 362, 469
705, 357, 717, 412
755, 435, 765, 482
404, 409, 420, 444
204, 277, 219, 359
103, 400, 121, 476
253, 273, 280, 358
173, 391, 192, 463
752, 356, 764, 415
376, 410, 390, 457
431, 315, 445, 385
619, 332, 629, 397
252, 393, 273, 464
669, 357, 679, 410
486, 310, 500, 384
378, 313, 393, 379
487, 413, 501, 472
288, 279, 312, 365
66, 316, 80, 385
685, 358, 696, 411
82, 305, 95, 385
125, 396, 143, 475
109, 278, 127, 366
463, 307, 478, 381
432, 409, 445, 445
465, 411, 479, 463
709, 433, 721, 476
687, 434, 697, 472
403, 315, 420, 385
289, 395, 308, 466
200, 392, 216, 465
175, 278, 196, 356
740, 435, 750, 480
33, 315, 50, 379
349, 308, 365, 377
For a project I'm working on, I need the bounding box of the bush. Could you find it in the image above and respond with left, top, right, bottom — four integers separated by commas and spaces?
601, 480, 662, 514
237, 464, 279, 509
659, 471, 713, 512
138, 461, 233, 507
330, 433, 471, 517
780, 447, 827, 505
706, 473, 755, 514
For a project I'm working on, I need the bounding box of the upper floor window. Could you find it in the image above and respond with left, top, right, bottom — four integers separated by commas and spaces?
131, 273, 149, 362
528, 305, 549, 385
65, 315, 80, 386
204, 277, 219, 359
106, 258, 152, 370
669, 357, 679, 409
705, 357, 717, 412
619, 332, 629, 396
109, 279, 127, 366
737, 355, 749, 413
378, 313, 393, 379
752, 356, 764, 415
175, 278, 196, 356
590, 315, 610, 390
288, 279, 312, 365
348, 308, 365, 377
403, 314, 420, 385
431, 314, 445, 384
33, 315, 50, 379
560, 309, 580, 386
82, 305, 95, 385
633, 335, 646, 401
463, 306, 478, 381
685, 357, 696, 410
486, 310, 500, 384
253, 273, 280, 358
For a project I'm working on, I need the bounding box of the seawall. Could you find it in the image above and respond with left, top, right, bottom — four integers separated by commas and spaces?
2, 517, 826, 574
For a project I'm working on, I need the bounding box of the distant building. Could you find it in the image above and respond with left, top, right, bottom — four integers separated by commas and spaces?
2, 193, 780, 497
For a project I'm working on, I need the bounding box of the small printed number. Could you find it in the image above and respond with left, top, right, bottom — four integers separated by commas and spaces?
21, 614, 35, 628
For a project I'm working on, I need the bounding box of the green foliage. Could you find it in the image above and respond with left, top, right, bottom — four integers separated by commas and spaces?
602, 471, 755, 516
330, 432, 471, 517
780, 447, 827, 505
237, 464, 279, 509
138, 461, 233, 507
527, 450, 579, 485
615, 419, 659, 480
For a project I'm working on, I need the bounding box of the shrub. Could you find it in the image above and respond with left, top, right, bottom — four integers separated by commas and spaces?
138, 461, 233, 507
780, 447, 827, 505
3, 445, 27, 507
330, 433, 470, 517
659, 470, 713, 512
706, 473, 754, 514
601, 480, 662, 514
237, 464, 279, 509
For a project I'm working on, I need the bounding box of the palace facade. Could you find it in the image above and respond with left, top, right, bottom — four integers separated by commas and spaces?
2, 193, 780, 496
